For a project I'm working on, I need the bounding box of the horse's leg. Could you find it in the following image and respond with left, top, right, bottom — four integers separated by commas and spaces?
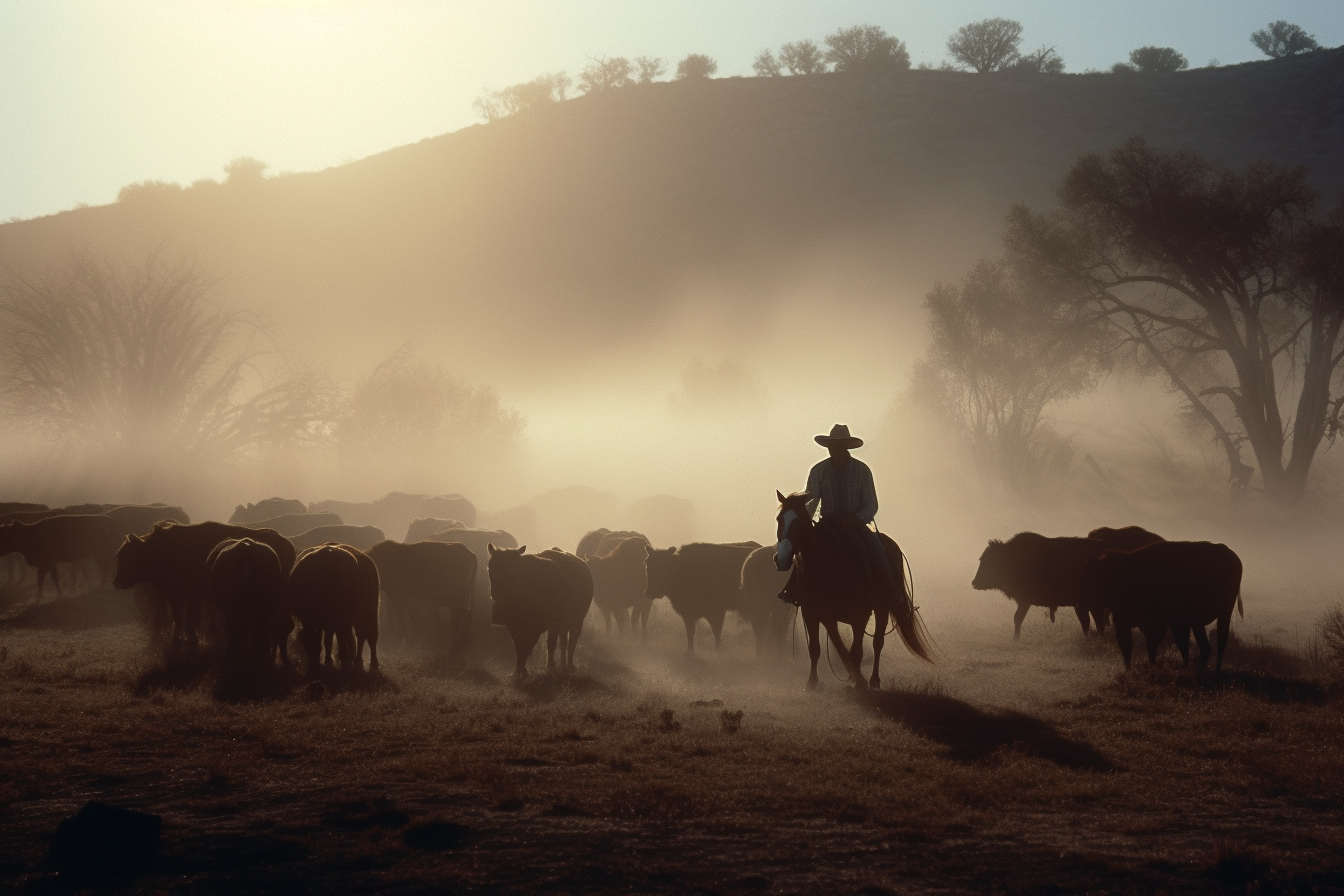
805, 611, 821, 690
870, 610, 886, 690
1013, 601, 1029, 638
847, 617, 867, 692
823, 620, 862, 687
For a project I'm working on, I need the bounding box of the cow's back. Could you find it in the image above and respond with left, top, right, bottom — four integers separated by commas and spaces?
1116, 541, 1242, 625
1012, 533, 1104, 607
104, 504, 191, 537
291, 524, 385, 553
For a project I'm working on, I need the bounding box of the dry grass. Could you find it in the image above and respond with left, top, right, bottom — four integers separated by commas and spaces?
1, 592, 1343, 894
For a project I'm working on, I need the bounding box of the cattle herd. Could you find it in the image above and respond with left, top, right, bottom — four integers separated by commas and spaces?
1, 495, 1245, 681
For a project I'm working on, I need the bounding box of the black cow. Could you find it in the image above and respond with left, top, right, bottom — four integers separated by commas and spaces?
645, 542, 760, 654
1087, 526, 1165, 552
487, 545, 593, 678
366, 539, 476, 656
290, 544, 380, 672
206, 538, 287, 663
1081, 541, 1244, 671
973, 532, 1107, 637
0, 514, 124, 598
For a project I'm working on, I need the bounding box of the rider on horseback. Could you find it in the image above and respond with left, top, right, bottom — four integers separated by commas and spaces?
778, 424, 903, 611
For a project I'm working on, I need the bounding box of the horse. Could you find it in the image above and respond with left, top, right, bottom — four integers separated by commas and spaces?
774, 490, 933, 690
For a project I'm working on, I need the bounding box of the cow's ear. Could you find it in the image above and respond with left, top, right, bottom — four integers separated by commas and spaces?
518, 545, 526, 554
776, 490, 787, 504
487, 543, 496, 555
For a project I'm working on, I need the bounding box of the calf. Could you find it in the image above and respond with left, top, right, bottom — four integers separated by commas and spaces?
972, 532, 1106, 637
114, 522, 296, 646
207, 538, 287, 663
366, 539, 475, 656
645, 542, 760, 654
290, 544, 381, 672
0, 514, 124, 598
488, 545, 593, 678
1081, 541, 1243, 672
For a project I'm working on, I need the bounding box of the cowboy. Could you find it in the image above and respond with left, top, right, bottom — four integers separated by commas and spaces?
778, 424, 902, 609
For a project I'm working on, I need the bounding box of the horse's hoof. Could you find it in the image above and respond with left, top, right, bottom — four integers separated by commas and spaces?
868, 678, 881, 691
805, 679, 821, 692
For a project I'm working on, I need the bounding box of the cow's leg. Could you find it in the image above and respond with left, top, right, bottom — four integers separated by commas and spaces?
546, 629, 559, 673
1142, 625, 1165, 664
339, 627, 359, 672
567, 625, 581, 670
514, 631, 540, 679
615, 608, 628, 638
1192, 624, 1211, 668
1092, 608, 1109, 636
682, 615, 697, 655
805, 612, 822, 690
323, 631, 335, 666
1171, 624, 1191, 665
35, 565, 48, 602
870, 610, 886, 690
1115, 625, 1134, 669
1013, 601, 1030, 638
1048, 606, 1057, 623
1074, 605, 1090, 635
1215, 613, 1232, 674
709, 611, 725, 650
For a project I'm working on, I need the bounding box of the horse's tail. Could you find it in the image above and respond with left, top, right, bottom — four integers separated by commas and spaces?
879, 534, 937, 664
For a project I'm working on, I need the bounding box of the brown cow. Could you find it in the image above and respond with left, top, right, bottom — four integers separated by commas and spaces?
206, 538, 287, 663
1081, 541, 1244, 672
366, 540, 475, 656
229, 498, 308, 525
290, 544, 380, 672
103, 504, 191, 537
645, 542, 760, 654
291, 525, 386, 553
426, 527, 517, 624
973, 532, 1107, 637
1087, 526, 1165, 552
403, 517, 466, 544
0, 514, 124, 598
249, 512, 343, 537
487, 545, 593, 678
737, 545, 794, 661
586, 536, 650, 638
114, 522, 296, 646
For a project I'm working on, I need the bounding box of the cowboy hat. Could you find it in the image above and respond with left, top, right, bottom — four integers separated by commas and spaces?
815, 423, 863, 449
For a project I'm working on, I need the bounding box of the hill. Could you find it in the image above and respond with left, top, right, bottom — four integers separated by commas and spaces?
1, 49, 1341, 393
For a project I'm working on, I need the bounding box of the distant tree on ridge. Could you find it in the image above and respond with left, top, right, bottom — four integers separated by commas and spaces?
675, 54, 718, 80
946, 18, 1024, 73
1251, 21, 1321, 58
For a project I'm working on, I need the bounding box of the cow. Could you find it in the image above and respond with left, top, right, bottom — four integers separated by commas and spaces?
103, 504, 191, 537
1080, 541, 1244, 672
1087, 526, 1166, 553
645, 542, 761, 654
206, 538, 287, 663
290, 544, 380, 672
0, 514, 124, 599
291, 525, 386, 553
365, 540, 475, 656
426, 527, 517, 623
248, 512, 343, 537
229, 498, 308, 525
113, 521, 296, 646
487, 545, 593, 678
576, 528, 644, 560
972, 532, 1107, 638
403, 517, 466, 544
737, 545, 795, 661
586, 536, 651, 638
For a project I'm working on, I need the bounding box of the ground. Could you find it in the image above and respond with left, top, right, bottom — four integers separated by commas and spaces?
1, 583, 1342, 895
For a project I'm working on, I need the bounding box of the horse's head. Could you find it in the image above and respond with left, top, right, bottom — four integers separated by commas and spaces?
774, 490, 811, 571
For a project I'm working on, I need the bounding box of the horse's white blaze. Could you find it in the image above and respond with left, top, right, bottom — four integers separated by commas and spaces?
775, 538, 793, 570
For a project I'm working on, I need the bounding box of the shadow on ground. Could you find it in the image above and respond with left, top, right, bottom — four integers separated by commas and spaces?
861, 688, 1114, 770
132, 645, 396, 703
0, 588, 140, 631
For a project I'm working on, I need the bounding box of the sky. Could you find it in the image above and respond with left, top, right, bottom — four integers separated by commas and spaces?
1, 0, 1341, 222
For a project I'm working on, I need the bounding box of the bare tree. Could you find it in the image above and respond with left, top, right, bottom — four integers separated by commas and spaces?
577, 56, 634, 95
946, 18, 1023, 73
675, 54, 718, 80
780, 39, 829, 75
1008, 137, 1344, 502
473, 72, 572, 121
824, 25, 909, 74
0, 254, 330, 462
753, 49, 782, 77
917, 260, 1104, 496
1012, 46, 1065, 74
337, 349, 524, 457
1113, 46, 1188, 74
1252, 21, 1321, 58
634, 56, 667, 83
